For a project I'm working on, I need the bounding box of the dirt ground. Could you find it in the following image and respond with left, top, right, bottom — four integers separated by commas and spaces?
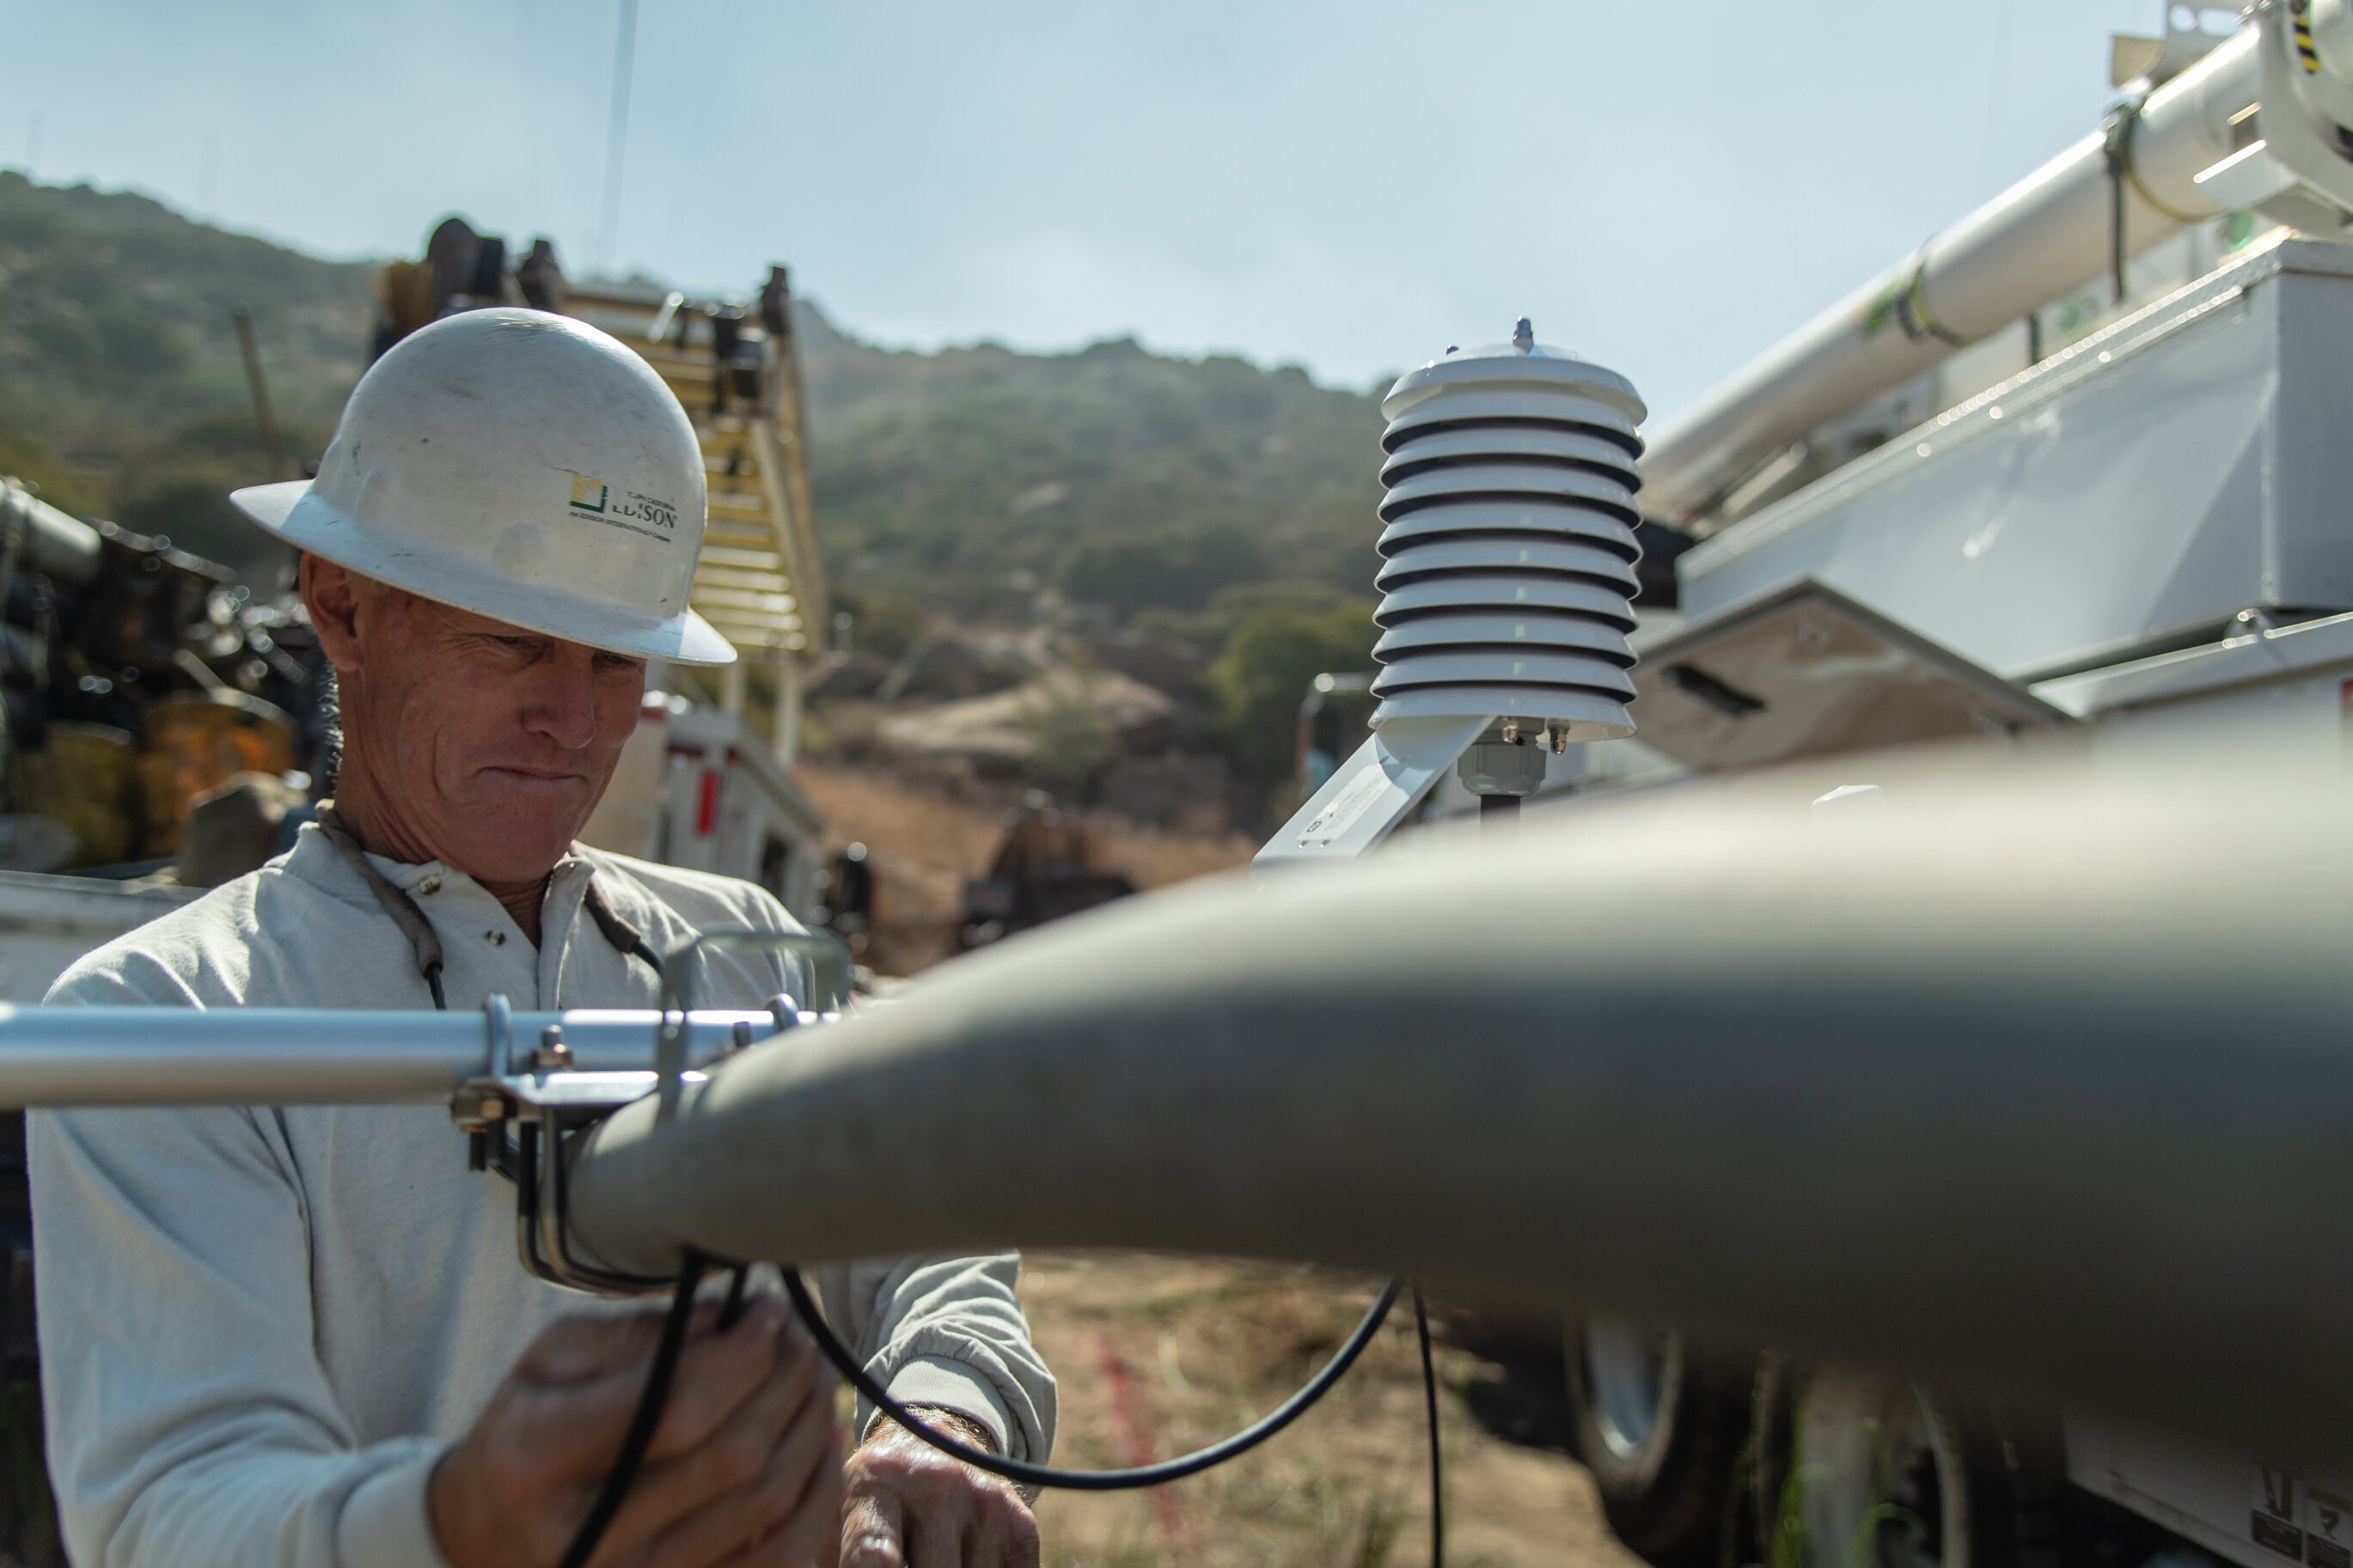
1013, 1252, 1643, 1568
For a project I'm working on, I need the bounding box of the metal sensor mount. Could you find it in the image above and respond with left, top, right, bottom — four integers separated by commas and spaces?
1257, 321, 1648, 863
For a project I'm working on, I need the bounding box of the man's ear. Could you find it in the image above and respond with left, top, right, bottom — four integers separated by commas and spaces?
301, 555, 367, 676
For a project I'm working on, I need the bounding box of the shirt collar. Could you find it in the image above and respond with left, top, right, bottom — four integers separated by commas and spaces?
289, 821, 593, 911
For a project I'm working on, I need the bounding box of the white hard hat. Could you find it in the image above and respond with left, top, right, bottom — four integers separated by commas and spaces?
232, 308, 735, 665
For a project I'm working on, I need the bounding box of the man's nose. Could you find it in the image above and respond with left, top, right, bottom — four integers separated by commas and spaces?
520, 655, 602, 749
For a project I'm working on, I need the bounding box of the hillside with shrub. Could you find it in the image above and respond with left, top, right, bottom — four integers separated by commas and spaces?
796, 309, 1387, 619
3, 171, 1388, 605
0, 173, 1383, 808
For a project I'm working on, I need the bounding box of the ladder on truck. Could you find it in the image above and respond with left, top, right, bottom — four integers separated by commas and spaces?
557, 277, 828, 762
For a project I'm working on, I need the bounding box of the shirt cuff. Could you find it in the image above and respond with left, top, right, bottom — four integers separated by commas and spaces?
871, 1352, 1018, 1456
337, 1443, 454, 1568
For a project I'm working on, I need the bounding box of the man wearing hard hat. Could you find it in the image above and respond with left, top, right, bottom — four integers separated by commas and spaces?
28, 310, 1052, 1566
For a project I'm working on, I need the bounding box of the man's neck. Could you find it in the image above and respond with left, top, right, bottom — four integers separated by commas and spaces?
329, 773, 552, 946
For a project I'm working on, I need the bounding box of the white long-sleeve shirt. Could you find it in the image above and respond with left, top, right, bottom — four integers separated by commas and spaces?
29, 826, 1054, 1567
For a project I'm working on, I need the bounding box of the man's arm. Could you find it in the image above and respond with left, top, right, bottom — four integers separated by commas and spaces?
814, 1254, 1056, 1464
35, 1065, 843, 1568
842, 1405, 1036, 1568
711, 892, 1058, 1454
694, 881, 1059, 1563
31, 1098, 450, 1568
817, 1258, 1052, 1568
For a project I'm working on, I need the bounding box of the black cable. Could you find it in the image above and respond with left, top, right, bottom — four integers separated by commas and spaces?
1412, 1284, 1444, 1568
2111, 151, 2129, 307
779, 1264, 1400, 1492
555, 1248, 747, 1568
556, 1251, 705, 1568
548, 1257, 1394, 1562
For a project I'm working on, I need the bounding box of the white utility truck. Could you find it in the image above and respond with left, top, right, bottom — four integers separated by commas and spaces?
1526, 5, 2353, 1566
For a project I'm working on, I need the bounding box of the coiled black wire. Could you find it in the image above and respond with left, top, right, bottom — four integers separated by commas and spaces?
557, 1257, 1432, 1559
779, 1262, 1400, 1492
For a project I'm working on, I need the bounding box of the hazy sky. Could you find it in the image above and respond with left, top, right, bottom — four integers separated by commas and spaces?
9, 0, 2193, 419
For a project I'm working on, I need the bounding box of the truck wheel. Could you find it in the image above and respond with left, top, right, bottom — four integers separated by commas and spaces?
1750, 1359, 2063, 1568
1564, 1315, 1754, 1565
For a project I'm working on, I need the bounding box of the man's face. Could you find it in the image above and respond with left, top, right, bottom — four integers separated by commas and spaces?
306, 558, 646, 886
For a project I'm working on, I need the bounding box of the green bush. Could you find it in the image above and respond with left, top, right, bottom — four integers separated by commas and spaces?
1019, 677, 1122, 796
1204, 599, 1377, 786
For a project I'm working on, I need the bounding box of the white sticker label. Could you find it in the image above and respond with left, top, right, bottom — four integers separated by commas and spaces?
1296, 765, 1394, 848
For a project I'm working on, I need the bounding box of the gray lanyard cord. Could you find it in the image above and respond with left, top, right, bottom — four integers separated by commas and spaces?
312, 802, 662, 1011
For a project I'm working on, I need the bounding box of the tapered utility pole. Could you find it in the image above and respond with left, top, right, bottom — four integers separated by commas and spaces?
229, 306, 291, 481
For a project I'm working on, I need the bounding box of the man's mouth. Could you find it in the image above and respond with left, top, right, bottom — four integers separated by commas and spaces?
482, 766, 586, 785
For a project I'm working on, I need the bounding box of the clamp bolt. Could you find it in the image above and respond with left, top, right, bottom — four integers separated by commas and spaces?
532, 1028, 572, 1071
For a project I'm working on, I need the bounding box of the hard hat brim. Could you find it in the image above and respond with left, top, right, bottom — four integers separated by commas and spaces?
233, 480, 738, 667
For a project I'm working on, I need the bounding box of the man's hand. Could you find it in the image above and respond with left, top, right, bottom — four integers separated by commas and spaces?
840, 1408, 1039, 1567
430, 1296, 843, 1567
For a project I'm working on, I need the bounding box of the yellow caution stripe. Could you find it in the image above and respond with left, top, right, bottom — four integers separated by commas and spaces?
2295, 14, 2321, 73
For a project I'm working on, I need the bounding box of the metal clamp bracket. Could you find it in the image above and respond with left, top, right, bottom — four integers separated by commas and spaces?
451, 980, 823, 1294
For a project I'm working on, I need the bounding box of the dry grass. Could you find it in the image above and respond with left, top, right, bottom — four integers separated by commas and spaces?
1016, 1252, 1642, 1568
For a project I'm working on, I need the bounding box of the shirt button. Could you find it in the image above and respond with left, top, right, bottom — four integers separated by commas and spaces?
485, 930, 506, 946
418, 876, 442, 895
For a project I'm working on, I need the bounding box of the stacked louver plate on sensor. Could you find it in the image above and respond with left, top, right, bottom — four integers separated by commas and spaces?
1369, 332, 1647, 738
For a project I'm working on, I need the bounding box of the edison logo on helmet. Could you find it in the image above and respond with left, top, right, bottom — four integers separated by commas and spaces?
567, 473, 676, 538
